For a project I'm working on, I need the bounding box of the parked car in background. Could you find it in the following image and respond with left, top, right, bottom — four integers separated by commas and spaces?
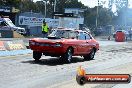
113, 30, 129, 40
0, 17, 26, 35
29, 28, 99, 63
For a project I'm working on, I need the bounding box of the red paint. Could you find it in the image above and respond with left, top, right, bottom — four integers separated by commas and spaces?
29, 30, 99, 57
0, 41, 6, 50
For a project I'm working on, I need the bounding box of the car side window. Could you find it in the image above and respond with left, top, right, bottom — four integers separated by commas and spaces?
85, 33, 91, 40
68, 31, 76, 38
78, 32, 86, 40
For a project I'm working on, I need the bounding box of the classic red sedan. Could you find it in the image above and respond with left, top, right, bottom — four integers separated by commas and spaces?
29, 28, 99, 63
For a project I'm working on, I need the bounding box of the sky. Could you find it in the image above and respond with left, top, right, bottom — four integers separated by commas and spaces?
33, 0, 132, 8
79, 0, 109, 8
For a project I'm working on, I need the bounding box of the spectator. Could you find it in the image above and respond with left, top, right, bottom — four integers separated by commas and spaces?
42, 20, 49, 38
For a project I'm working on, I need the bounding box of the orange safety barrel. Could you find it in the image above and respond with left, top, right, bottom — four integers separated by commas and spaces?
115, 31, 125, 42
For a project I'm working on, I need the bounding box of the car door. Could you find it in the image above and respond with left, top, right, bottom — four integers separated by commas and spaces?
85, 33, 93, 54
77, 32, 88, 54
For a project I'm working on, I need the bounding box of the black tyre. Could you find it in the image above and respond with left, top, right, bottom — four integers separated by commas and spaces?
84, 49, 95, 60
33, 51, 42, 61
62, 48, 73, 63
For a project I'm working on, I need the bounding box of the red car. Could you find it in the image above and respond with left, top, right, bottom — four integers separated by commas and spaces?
29, 28, 99, 63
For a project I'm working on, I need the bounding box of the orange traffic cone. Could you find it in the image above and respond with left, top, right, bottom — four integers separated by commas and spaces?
77, 66, 86, 76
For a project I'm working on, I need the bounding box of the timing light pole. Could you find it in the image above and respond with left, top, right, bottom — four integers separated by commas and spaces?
96, 0, 99, 28
125, 0, 128, 26
53, 0, 56, 19
44, 1, 47, 18
42, 0, 49, 18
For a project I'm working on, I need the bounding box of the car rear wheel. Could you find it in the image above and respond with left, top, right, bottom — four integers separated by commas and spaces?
83, 49, 95, 60
33, 51, 42, 61
61, 48, 73, 63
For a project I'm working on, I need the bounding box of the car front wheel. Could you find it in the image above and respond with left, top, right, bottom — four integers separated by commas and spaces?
33, 51, 42, 61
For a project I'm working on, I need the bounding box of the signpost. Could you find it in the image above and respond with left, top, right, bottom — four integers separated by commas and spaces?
0, 41, 6, 51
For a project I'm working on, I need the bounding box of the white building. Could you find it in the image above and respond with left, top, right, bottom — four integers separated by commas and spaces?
58, 8, 84, 28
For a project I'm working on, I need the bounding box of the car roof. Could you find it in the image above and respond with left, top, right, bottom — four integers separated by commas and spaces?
53, 27, 75, 31
53, 28, 89, 33
74, 30, 84, 32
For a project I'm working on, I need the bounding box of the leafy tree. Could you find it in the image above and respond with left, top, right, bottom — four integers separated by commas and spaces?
0, 0, 20, 8
108, 0, 128, 25
53, 0, 85, 12
84, 7, 96, 28
0, 0, 115, 28
98, 7, 113, 26
84, 6, 114, 28
108, 0, 128, 13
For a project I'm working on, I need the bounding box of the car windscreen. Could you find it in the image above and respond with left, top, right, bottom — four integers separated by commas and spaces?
48, 30, 78, 39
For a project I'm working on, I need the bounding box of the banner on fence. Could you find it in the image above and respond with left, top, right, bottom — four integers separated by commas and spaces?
0, 41, 6, 51
4, 40, 26, 50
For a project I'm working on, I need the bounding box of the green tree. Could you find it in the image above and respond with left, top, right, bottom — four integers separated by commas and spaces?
0, 0, 20, 8
0, 0, 115, 28
108, 0, 128, 25
84, 6, 113, 28
98, 7, 113, 26
53, 0, 85, 12
84, 7, 96, 28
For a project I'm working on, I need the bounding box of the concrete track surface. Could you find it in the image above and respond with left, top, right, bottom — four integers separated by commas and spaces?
0, 41, 132, 88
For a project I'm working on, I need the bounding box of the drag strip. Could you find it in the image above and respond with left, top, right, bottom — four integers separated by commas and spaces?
0, 52, 131, 88
0, 41, 132, 88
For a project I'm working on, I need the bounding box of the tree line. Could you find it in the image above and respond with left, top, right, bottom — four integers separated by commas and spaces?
0, 0, 128, 28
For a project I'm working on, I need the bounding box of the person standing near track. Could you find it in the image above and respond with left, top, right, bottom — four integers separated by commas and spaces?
42, 20, 49, 38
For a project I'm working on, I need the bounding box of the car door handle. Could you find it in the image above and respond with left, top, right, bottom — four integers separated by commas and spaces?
86, 41, 89, 43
